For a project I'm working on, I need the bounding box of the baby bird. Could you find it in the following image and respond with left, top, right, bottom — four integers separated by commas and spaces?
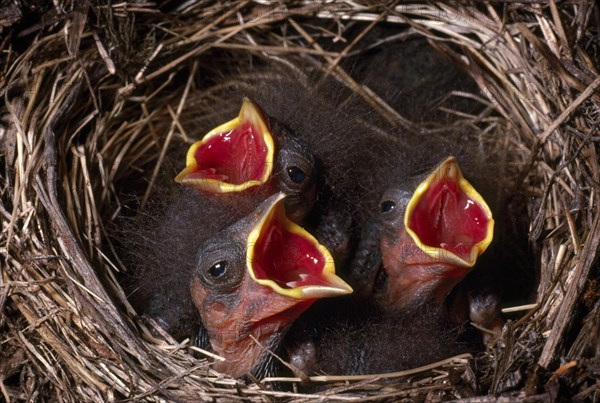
376, 156, 494, 311
191, 192, 352, 378
348, 153, 510, 338
176, 98, 319, 223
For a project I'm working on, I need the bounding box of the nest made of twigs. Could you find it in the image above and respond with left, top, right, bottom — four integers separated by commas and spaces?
1, 1, 600, 401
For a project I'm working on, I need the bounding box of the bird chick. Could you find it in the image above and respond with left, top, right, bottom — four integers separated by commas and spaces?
376, 156, 494, 311
176, 97, 319, 223
191, 192, 352, 378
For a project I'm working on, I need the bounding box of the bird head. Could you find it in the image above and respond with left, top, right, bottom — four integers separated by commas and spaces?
175, 98, 318, 222
378, 156, 494, 309
190, 192, 352, 378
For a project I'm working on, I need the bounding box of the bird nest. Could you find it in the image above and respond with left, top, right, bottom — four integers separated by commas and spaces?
1, 1, 599, 401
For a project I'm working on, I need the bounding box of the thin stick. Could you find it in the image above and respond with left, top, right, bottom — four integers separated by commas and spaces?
261, 353, 472, 383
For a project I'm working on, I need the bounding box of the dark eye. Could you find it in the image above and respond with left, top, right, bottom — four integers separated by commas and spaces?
380, 200, 396, 213
208, 261, 228, 278
287, 166, 306, 184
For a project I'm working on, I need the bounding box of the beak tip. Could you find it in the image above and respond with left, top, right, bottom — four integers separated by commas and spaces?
299, 283, 353, 299
313, 272, 354, 298
174, 172, 186, 183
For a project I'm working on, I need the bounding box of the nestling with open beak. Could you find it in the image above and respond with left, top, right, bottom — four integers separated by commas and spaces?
176, 97, 319, 223
191, 192, 352, 378
375, 156, 494, 311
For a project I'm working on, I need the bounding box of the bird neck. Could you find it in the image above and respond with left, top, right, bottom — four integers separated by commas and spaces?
381, 229, 469, 310
208, 291, 314, 378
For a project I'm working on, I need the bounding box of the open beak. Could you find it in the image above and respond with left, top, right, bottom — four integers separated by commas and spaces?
175, 98, 275, 193
247, 193, 353, 300
404, 156, 494, 268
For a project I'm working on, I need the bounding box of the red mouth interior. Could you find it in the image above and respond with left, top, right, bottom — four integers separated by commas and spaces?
251, 207, 329, 290
407, 179, 490, 261
188, 121, 268, 184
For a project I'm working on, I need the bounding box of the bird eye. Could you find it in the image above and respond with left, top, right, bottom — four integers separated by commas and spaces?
287, 166, 306, 184
380, 200, 396, 214
208, 261, 228, 278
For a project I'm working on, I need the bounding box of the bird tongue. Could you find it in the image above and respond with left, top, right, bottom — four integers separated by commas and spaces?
405, 156, 494, 267
175, 98, 274, 193
247, 193, 353, 299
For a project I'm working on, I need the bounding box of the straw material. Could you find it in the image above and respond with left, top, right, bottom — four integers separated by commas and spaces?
1, 1, 599, 401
